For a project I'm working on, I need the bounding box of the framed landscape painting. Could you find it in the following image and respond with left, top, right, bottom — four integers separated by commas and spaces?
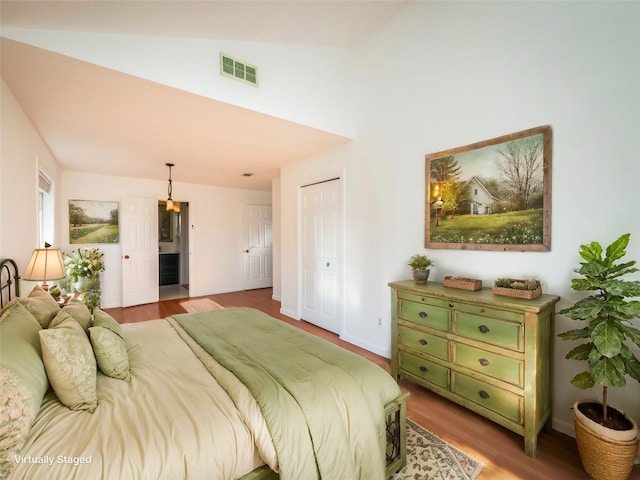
425, 125, 552, 251
69, 200, 119, 244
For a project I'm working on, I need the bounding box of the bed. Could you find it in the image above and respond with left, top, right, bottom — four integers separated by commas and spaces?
0, 258, 408, 479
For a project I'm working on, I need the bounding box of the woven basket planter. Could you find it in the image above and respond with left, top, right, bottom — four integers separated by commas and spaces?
573, 400, 639, 480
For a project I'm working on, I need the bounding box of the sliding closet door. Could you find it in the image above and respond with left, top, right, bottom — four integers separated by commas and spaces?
300, 178, 342, 334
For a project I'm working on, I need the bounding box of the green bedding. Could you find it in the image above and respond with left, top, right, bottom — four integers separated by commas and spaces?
172, 307, 401, 480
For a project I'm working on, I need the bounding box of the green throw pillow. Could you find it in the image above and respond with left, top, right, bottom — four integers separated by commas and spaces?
89, 326, 131, 382
62, 298, 92, 332
92, 308, 123, 336
48, 309, 75, 329
39, 318, 97, 412
0, 301, 48, 478
18, 285, 60, 328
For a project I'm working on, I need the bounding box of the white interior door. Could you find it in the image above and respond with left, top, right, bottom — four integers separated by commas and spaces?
121, 196, 159, 307
300, 178, 342, 334
243, 205, 273, 290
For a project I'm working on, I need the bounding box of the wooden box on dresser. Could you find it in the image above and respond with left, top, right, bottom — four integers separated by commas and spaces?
389, 280, 560, 458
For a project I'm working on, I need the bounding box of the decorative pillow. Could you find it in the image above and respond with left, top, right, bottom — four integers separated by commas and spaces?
18, 285, 60, 328
48, 309, 75, 329
89, 326, 131, 382
0, 368, 36, 478
0, 301, 49, 478
92, 308, 123, 336
39, 318, 97, 412
61, 298, 92, 332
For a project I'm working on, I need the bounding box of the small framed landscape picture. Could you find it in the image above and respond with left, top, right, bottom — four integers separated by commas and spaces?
69, 200, 119, 244
425, 125, 552, 252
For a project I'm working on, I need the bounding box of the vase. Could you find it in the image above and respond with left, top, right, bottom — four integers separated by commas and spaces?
75, 276, 86, 293
412, 269, 430, 284
76, 274, 101, 312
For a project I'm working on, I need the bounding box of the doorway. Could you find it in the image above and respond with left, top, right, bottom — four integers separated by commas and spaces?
159, 201, 189, 301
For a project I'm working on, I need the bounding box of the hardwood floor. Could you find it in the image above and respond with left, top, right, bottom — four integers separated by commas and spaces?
104, 288, 640, 480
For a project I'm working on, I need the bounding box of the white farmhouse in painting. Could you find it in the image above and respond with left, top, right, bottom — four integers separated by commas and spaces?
466, 176, 501, 215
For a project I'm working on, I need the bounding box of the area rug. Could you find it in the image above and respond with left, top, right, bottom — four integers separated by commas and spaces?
179, 298, 224, 313
393, 420, 483, 480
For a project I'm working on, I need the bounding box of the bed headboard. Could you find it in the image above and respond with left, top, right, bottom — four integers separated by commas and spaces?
0, 258, 20, 308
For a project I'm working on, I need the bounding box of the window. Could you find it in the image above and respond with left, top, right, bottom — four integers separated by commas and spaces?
38, 170, 54, 247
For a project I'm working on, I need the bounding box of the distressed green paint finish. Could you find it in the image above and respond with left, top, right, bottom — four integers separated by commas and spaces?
389, 280, 560, 458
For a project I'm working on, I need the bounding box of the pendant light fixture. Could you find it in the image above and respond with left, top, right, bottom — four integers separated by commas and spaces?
165, 163, 179, 212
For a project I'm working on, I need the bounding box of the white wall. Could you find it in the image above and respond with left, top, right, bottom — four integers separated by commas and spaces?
280, 1, 640, 436
60, 172, 271, 308
0, 79, 62, 269
1, 28, 355, 137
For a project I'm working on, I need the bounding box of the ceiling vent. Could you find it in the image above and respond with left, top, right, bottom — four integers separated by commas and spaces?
220, 53, 258, 87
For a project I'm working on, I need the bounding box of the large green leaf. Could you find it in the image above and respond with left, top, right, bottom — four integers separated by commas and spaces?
592, 320, 623, 357
579, 241, 603, 263
558, 327, 590, 341
577, 262, 607, 279
605, 233, 630, 265
614, 300, 640, 319
621, 323, 640, 348
560, 296, 604, 320
570, 278, 599, 291
624, 355, 640, 383
601, 279, 640, 297
605, 261, 638, 280
565, 343, 593, 360
570, 371, 594, 389
590, 356, 627, 388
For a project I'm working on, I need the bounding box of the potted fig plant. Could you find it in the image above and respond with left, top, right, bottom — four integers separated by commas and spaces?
408, 254, 434, 284
558, 233, 640, 480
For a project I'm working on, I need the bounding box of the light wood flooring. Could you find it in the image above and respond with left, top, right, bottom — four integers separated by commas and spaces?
104, 288, 640, 480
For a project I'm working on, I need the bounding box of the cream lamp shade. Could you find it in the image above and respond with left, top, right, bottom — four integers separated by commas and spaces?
23, 246, 66, 291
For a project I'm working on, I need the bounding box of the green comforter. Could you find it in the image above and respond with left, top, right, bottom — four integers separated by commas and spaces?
173, 307, 400, 480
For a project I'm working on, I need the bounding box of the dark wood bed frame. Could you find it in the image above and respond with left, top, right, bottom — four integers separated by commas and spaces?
0, 257, 408, 479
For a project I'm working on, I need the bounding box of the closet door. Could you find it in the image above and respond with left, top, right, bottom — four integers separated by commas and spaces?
300, 179, 342, 334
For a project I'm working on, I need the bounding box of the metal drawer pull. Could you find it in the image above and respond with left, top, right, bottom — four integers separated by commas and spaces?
419, 338, 428, 346
479, 358, 490, 367
478, 325, 490, 334
419, 366, 428, 373
480, 308, 485, 313
419, 311, 428, 318
478, 390, 490, 400
449, 303, 454, 308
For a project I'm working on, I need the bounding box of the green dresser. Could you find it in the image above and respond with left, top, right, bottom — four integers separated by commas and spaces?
389, 280, 560, 457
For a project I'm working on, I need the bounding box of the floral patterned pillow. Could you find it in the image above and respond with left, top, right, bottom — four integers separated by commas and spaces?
18, 285, 60, 328
39, 318, 97, 412
0, 368, 36, 478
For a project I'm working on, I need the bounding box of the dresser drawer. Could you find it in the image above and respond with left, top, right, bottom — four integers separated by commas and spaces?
399, 351, 449, 389
453, 313, 523, 351
453, 372, 522, 424
398, 326, 448, 360
454, 343, 523, 387
399, 300, 450, 332
454, 301, 523, 323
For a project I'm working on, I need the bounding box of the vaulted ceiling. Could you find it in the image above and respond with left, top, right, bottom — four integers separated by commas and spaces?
0, 1, 412, 190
